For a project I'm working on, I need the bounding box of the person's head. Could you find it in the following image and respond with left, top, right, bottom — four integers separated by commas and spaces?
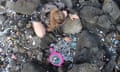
47, 8, 65, 32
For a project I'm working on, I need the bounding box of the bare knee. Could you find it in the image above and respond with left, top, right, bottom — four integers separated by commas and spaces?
32, 21, 46, 38
37, 32, 46, 38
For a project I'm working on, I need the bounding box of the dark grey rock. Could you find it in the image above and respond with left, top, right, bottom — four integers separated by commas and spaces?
77, 30, 100, 49
80, 6, 103, 25
6, 0, 41, 15
74, 30, 105, 67
96, 15, 114, 33
105, 32, 115, 46
114, 0, 120, 8
116, 24, 120, 32
68, 63, 101, 72
61, 0, 73, 8
79, 0, 102, 8
103, 0, 120, 23
0, 15, 5, 25
78, 63, 101, 72
21, 63, 40, 72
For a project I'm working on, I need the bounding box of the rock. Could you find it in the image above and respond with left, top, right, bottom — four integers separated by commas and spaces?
6, 0, 41, 15
21, 63, 39, 72
0, 7, 5, 14
68, 63, 101, 72
114, 0, 120, 8
78, 0, 102, 8
96, 15, 114, 33
105, 31, 120, 48
78, 63, 101, 72
79, 5, 116, 34
21, 36, 41, 49
77, 30, 100, 48
103, 0, 120, 23
79, 6, 103, 25
79, 6, 103, 32
0, 14, 5, 25
61, 0, 73, 8
116, 24, 120, 32
74, 30, 105, 67
0, 0, 6, 6
63, 17, 82, 34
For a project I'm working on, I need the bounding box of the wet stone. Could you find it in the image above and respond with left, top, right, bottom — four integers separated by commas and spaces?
103, 0, 120, 23
6, 0, 40, 15
0, 0, 120, 72
96, 15, 114, 33
116, 24, 120, 32
63, 17, 82, 34
68, 63, 101, 72
79, 6, 103, 25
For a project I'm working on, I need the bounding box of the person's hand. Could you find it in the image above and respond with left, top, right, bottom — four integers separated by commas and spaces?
64, 37, 72, 42
69, 14, 79, 21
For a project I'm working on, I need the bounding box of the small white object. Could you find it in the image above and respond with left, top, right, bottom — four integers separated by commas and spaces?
32, 41, 36, 46
0, 48, 2, 52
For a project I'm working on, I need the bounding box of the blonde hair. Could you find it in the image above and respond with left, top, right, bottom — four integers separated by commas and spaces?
47, 8, 65, 32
